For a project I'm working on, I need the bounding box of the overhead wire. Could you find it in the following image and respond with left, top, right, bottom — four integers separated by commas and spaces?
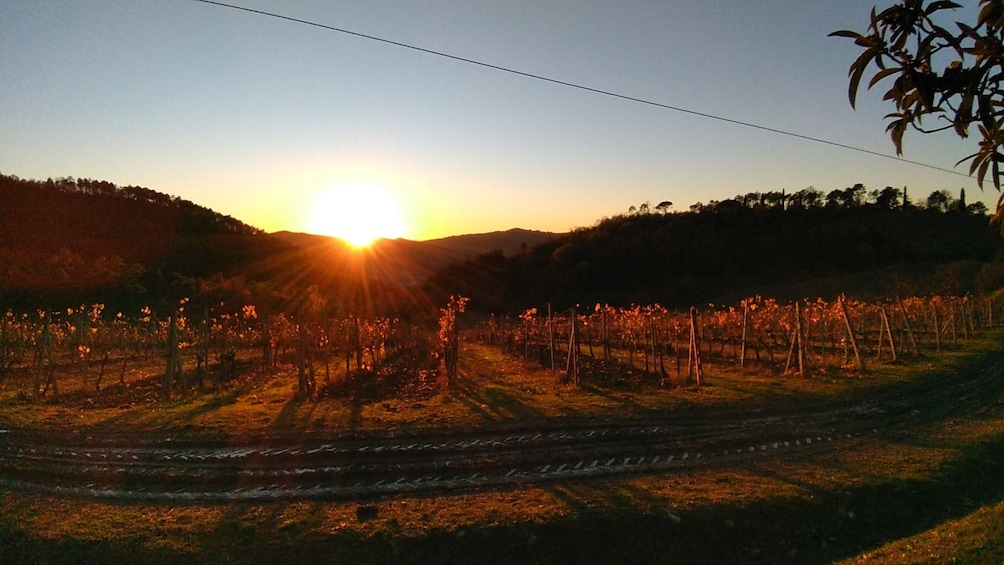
193, 0, 971, 180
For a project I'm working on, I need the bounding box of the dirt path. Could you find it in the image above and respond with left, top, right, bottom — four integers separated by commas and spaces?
2, 356, 995, 502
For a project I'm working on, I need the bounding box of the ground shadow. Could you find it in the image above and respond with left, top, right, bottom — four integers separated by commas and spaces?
450, 375, 545, 424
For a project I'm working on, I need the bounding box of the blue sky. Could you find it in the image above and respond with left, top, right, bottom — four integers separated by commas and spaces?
0, 0, 990, 240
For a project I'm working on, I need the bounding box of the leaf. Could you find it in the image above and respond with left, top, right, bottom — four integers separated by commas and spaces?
986, 70, 1004, 85
885, 116, 908, 154
930, 24, 963, 50
956, 21, 979, 42
926, 1, 963, 16
973, 153, 991, 187
994, 155, 1002, 190
955, 119, 972, 138
848, 46, 882, 108
979, 0, 1004, 28
828, 30, 863, 39
868, 67, 902, 89
956, 151, 980, 167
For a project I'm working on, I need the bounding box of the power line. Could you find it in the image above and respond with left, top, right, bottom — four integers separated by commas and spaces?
194, 0, 970, 180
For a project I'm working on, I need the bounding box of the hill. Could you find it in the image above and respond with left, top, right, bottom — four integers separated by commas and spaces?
425, 189, 1004, 312
4, 174, 1003, 316
396, 228, 556, 260
0, 173, 559, 315
0, 173, 294, 307
271, 228, 555, 282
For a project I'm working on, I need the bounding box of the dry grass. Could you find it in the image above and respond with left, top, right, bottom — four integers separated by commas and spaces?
1, 333, 1003, 563
0, 338, 947, 440
3, 408, 1001, 563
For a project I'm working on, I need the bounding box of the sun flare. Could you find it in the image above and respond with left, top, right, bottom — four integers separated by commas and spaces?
307, 181, 407, 247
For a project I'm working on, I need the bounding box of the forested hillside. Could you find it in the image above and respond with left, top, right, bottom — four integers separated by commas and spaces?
426, 186, 1004, 312
4, 174, 1002, 317
0, 173, 553, 316
0, 173, 291, 308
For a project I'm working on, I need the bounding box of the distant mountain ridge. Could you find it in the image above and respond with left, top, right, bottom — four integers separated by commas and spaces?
272, 228, 556, 257
270, 228, 558, 285
407, 228, 558, 258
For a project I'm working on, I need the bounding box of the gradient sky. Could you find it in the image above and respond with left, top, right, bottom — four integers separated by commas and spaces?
1, 0, 992, 241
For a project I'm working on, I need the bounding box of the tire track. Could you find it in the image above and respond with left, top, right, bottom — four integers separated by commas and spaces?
0, 363, 997, 501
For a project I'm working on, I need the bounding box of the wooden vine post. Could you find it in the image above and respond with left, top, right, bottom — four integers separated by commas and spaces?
323, 319, 333, 385
34, 313, 57, 398
601, 306, 611, 361
73, 308, 90, 392
876, 305, 897, 362
0, 313, 8, 384
672, 322, 682, 377
785, 309, 796, 373
522, 314, 530, 360
261, 316, 272, 371
819, 306, 829, 360
931, 301, 941, 352
649, 308, 657, 374
296, 315, 316, 397
740, 299, 749, 369
838, 296, 865, 371
795, 301, 805, 376
784, 301, 806, 376
799, 301, 807, 375
164, 313, 184, 398
198, 309, 210, 388
349, 316, 363, 371
897, 298, 918, 355
965, 295, 977, 336
687, 306, 704, 386
566, 307, 580, 385
548, 304, 556, 380
949, 303, 958, 343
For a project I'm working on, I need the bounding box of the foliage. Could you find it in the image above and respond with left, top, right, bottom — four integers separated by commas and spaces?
438, 295, 469, 388
476, 294, 989, 384
2, 335, 1004, 563
830, 0, 1004, 221
0, 172, 279, 311
431, 190, 1002, 312
0, 172, 447, 319
4, 170, 1001, 321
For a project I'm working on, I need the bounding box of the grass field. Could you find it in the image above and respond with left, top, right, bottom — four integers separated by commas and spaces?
1, 332, 1003, 563
0, 338, 930, 440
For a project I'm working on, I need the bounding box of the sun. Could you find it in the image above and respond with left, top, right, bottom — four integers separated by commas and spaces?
307, 181, 407, 247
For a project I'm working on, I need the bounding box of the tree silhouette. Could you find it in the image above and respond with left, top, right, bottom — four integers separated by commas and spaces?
826, 184, 867, 209
926, 189, 954, 212
874, 186, 903, 209
832, 0, 1004, 222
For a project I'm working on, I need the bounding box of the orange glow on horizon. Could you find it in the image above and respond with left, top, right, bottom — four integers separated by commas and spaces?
307, 180, 407, 247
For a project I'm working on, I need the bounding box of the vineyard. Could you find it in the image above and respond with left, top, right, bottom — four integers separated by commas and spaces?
0, 293, 997, 410
2, 292, 1004, 563
0, 302, 441, 406
475, 294, 997, 385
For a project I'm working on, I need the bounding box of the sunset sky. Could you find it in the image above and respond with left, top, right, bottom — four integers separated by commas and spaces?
1, 1, 991, 242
